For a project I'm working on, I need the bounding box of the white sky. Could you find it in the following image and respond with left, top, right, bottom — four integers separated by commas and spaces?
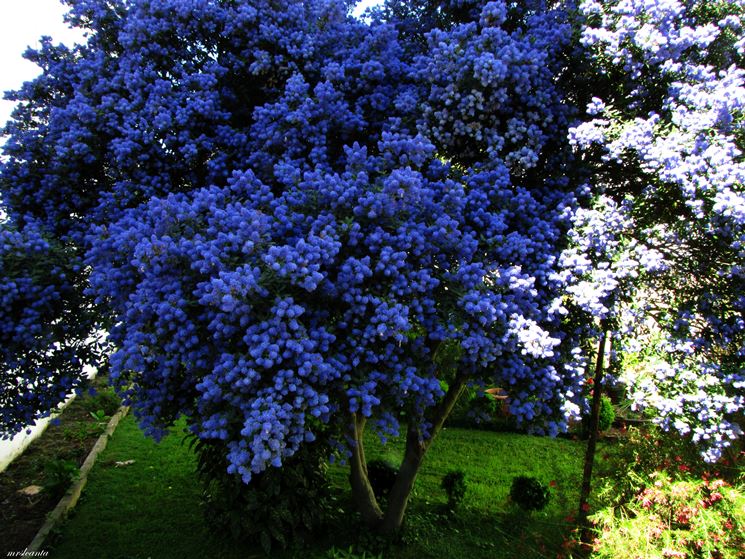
0, 0, 86, 128
353, 0, 382, 16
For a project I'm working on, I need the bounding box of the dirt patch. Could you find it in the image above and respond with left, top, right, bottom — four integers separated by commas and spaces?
0, 376, 121, 554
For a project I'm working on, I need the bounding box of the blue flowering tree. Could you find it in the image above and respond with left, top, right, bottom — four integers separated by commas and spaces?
1, 0, 588, 532
1, 0, 743, 536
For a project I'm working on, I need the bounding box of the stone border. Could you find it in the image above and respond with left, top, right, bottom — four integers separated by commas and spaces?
26, 406, 131, 553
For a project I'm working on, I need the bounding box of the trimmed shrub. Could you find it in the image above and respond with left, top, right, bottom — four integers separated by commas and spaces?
510, 476, 550, 512
598, 395, 616, 433
191, 437, 332, 554
441, 470, 467, 512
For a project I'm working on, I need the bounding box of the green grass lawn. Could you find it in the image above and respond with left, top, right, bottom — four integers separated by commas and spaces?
47, 415, 586, 559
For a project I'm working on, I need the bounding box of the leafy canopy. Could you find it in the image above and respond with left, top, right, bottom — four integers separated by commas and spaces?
1, 0, 743, 475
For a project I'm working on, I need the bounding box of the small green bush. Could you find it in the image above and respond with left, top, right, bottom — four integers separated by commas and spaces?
597, 395, 615, 432
580, 394, 616, 436
441, 470, 467, 512
509, 475, 550, 512
42, 458, 80, 497
191, 437, 332, 554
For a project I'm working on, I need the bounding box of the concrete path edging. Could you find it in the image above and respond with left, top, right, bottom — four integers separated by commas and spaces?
26, 405, 131, 553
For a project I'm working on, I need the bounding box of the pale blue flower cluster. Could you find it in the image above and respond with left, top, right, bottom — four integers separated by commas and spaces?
572, 0, 745, 459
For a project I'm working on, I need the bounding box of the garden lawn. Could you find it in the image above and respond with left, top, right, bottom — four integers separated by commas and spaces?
47, 415, 586, 559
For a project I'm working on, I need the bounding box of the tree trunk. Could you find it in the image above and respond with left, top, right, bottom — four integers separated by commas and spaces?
578, 330, 609, 543
379, 422, 425, 533
348, 413, 383, 527
378, 373, 467, 535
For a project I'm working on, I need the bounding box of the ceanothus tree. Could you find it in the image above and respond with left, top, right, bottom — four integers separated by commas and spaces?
568, 0, 745, 461
1, 0, 742, 536
1, 0, 586, 533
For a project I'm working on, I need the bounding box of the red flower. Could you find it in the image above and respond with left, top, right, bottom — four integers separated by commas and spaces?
709, 491, 723, 504
675, 506, 697, 526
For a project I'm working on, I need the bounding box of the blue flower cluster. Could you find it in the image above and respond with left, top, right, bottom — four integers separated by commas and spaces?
414, 0, 573, 171
84, 122, 584, 475
0, 219, 102, 437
